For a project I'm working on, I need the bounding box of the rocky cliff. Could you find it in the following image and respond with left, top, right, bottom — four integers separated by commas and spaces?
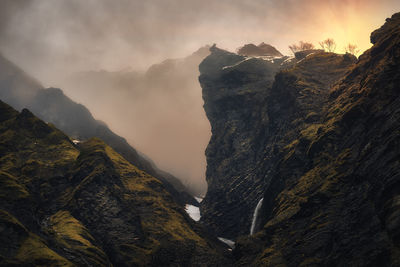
0, 54, 197, 206
199, 44, 356, 239
0, 100, 231, 266
200, 13, 400, 266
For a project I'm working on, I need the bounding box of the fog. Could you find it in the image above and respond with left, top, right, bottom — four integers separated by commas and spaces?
0, 0, 399, 194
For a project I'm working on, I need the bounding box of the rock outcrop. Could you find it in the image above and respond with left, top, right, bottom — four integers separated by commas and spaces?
200, 12, 400, 266
0, 100, 231, 266
199, 45, 356, 239
0, 54, 197, 206
237, 43, 283, 57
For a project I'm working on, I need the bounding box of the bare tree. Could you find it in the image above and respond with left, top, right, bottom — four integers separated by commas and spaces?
319, 38, 336, 52
289, 41, 315, 54
344, 43, 360, 56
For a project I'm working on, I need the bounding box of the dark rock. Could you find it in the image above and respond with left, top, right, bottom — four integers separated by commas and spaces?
201, 12, 400, 267
237, 43, 283, 57
0, 101, 232, 266
199, 46, 355, 240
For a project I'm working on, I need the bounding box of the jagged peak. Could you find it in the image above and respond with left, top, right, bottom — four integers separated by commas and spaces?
199, 44, 244, 75
237, 42, 283, 57
370, 12, 400, 44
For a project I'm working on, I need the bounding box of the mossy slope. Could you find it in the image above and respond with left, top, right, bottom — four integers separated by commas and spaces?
0, 100, 231, 266
0, 53, 197, 207
229, 13, 400, 266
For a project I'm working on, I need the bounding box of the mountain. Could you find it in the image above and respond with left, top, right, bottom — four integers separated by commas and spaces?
60, 46, 211, 196
198, 44, 352, 239
199, 12, 400, 266
198, 44, 296, 239
0, 53, 197, 206
237, 43, 283, 57
0, 100, 232, 266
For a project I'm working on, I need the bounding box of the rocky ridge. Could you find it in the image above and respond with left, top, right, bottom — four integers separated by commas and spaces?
0, 100, 231, 266
200, 13, 400, 266
0, 54, 197, 206
199, 44, 356, 239
237, 43, 283, 57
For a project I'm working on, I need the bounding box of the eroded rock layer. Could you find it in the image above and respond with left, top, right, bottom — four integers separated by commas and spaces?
200, 12, 400, 266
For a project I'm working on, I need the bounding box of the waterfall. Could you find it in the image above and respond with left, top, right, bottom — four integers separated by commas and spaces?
250, 198, 264, 235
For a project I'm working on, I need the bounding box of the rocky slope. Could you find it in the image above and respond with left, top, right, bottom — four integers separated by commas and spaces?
0, 54, 197, 206
200, 13, 400, 266
0, 100, 231, 266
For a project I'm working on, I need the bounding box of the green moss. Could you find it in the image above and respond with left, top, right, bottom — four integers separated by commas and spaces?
0, 171, 29, 200
47, 210, 110, 266
16, 233, 73, 266
300, 124, 323, 141
0, 209, 28, 232
104, 144, 206, 244
0, 210, 72, 266
73, 138, 210, 263
0, 101, 227, 265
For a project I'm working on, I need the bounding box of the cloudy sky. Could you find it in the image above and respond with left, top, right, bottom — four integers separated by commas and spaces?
1, 0, 399, 82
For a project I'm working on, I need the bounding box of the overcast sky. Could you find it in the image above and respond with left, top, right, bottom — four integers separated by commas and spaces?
0, 0, 399, 83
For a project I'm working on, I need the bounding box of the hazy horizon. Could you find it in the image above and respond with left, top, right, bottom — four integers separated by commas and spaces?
0, 0, 399, 194
1, 1, 400, 80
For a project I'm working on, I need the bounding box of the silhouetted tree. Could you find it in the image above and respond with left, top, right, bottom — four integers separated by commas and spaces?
319, 38, 336, 52
344, 43, 360, 56
289, 41, 315, 54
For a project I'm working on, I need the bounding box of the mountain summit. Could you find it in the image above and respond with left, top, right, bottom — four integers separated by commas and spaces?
237, 42, 283, 57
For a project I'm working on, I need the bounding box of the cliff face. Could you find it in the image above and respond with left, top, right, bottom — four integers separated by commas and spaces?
0, 100, 231, 266
199, 45, 356, 239
198, 46, 287, 239
200, 12, 400, 266
0, 54, 197, 206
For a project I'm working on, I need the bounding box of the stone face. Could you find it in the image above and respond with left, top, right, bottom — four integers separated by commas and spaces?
201, 12, 400, 266
199, 46, 355, 240
0, 100, 232, 266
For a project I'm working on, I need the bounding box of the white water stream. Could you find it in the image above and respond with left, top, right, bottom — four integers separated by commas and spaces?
250, 198, 264, 235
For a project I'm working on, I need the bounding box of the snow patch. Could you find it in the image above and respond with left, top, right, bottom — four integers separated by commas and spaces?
222, 58, 251, 70
218, 237, 235, 249
194, 197, 203, 203
185, 204, 201, 221
281, 56, 295, 65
